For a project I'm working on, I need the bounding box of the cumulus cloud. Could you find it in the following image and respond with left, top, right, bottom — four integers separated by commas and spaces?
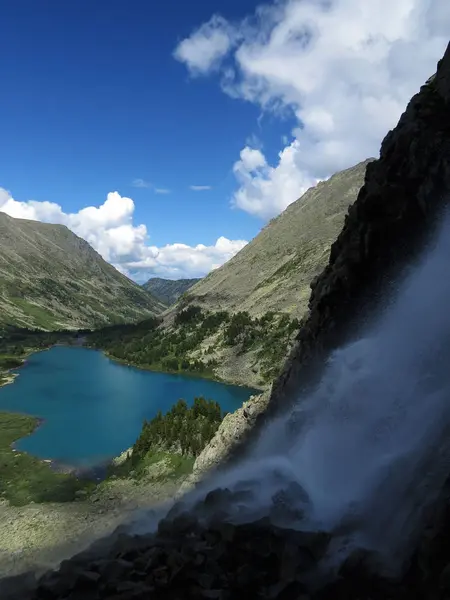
232, 141, 316, 219
190, 185, 212, 191
176, 0, 449, 219
0, 188, 247, 281
173, 15, 236, 75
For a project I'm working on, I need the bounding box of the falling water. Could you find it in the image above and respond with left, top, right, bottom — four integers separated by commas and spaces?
116, 207, 450, 582
167, 207, 450, 572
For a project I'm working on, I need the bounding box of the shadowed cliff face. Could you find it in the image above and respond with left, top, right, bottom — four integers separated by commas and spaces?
270, 41, 450, 413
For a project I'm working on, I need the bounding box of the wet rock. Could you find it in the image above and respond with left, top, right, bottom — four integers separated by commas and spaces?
203, 488, 233, 510
98, 558, 134, 580
170, 511, 200, 535
0, 571, 37, 600
440, 563, 450, 590
266, 580, 308, 600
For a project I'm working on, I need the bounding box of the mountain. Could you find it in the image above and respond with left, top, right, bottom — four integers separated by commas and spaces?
178, 159, 372, 319
143, 278, 200, 306
190, 45, 450, 483
270, 46, 450, 416
91, 159, 372, 389
0, 213, 165, 330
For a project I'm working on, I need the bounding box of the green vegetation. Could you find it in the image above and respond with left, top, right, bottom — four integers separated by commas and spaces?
143, 277, 200, 306
111, 397, 224, 480
133, 397, 225, 459
9, 298, 60, 330
0, 355, 23, 370
0, 412, 93, 506
88, 310, 229, 377
224, 311, 300, 380
0, 211, 164, 331
112, 450, 195, 483
88, 306, 299, 383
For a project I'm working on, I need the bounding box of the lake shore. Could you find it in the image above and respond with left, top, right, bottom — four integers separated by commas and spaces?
6, 410, 129, 484
0, 410, 192, 579
0, 372, 18, 387
100, 349, 264, 392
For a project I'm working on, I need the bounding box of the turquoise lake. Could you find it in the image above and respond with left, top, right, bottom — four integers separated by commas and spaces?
0, 346, 256, 467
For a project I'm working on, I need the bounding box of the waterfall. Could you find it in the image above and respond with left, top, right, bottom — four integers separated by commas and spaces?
173, 208, 450, 572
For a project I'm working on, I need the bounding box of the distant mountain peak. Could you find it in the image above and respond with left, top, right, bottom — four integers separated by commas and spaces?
142, 277, 200, 307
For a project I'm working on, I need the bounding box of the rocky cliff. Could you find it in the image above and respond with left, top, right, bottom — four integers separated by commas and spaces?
269, 43, 450, 413
175, 160, 371, 320
185, 43, 450, 484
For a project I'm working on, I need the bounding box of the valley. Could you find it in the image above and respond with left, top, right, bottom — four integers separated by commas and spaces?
0, 35, 449, 600
0, 213, 165, 331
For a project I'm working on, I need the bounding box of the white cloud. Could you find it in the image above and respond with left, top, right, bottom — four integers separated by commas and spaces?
190, 185, 212, 191
176, 0, 449, 219
232, 141, 317, 219
173, 15, 236, 75
131, 178, 151, 188
154, 188, 171, 195
0, 188, 247, 281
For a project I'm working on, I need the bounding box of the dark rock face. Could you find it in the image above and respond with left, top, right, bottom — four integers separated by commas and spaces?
8, 492, 450, 600
270, 42, 450, 411
12, 489, 332, 600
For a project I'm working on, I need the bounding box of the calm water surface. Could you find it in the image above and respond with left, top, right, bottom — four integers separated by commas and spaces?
0, 346, 257, 466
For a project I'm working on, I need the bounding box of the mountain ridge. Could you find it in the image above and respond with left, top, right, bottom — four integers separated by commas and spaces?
177, 159, 374, 320
0, 212, 165, 330
143, 277, 200, 306
91, 159, 373, 390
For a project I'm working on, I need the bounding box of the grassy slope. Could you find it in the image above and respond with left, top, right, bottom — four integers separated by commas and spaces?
0, 413, 92, 506
177, 160, 372, 320
88, 307, 298, 388
0, 212, 165, 330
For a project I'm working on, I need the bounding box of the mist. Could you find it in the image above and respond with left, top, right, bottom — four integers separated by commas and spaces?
159, 208, 450, 574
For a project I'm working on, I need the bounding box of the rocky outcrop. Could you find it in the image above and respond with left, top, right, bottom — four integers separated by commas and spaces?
178, 392, 271, 493
171, 160, 371, 320
8, 484, 450, 600
7, 487, 333, 600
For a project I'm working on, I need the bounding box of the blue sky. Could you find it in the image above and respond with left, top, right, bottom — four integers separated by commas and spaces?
0, 0, 447, 280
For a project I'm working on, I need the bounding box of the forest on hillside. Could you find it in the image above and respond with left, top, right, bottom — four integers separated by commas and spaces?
88, 307, 300, 382
131, 396, 226, 462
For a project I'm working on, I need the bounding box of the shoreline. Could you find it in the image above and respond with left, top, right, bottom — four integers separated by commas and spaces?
1, 341, 262, 393
100, 349, 263, 393
0, 341, 260, 484
6, 410, 115, 484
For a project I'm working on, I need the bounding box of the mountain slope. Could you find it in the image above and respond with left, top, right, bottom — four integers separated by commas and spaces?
91, 160, 373, 389
179, 159, 373, 319
0, 213, 165, 330
192, 45, 450, 481
143, 278, 200, 306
